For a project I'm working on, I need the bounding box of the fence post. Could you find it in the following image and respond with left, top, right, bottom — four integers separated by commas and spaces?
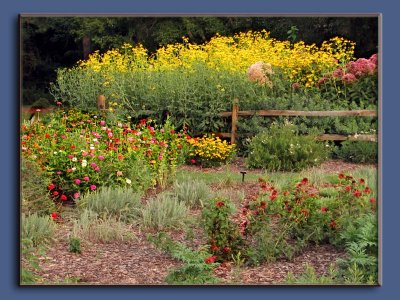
231, 98, 239, 144
97, 95, 106, 110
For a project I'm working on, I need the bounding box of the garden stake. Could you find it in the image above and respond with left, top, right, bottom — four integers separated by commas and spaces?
240, 171, 247, 182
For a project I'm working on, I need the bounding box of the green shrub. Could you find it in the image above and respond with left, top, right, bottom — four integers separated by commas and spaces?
72, 209, 136, 243
21, 158, 55, 216
334, 141, 378, 164
140, 193, 189, 231
202, 197, 242, 261
21, 213, 56, 247
173, 179, 213, 208
335, 213, 378, 284
77, 187, 142, 223
148, 232, 219, 285
246, 122, 329, 171
68, 237, 81, 254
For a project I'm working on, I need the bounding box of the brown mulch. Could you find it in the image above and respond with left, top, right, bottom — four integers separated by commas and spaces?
32, 160, 375, 285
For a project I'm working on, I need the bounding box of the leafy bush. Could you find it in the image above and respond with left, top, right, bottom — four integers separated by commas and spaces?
336, 213, 378, 284
21, 157, 55, 216
246, 122, 329, 171
77, 186, 142, 223
148, 232, 219, 285
334, 141, 378, 164
202, 197, 242, 261
140, 193, 189, 231
173, 179, 213, 208
21, 213, 56, 247
72, 209, 136, 243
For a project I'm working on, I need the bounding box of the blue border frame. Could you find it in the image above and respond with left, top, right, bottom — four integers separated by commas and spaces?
2, 1, 398, 299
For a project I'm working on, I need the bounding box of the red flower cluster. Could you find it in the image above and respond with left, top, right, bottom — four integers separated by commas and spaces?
216, 201, 225, 208
204, 255, 217, 264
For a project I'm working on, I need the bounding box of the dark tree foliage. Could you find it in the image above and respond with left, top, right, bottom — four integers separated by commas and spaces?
21, 16, 378, 105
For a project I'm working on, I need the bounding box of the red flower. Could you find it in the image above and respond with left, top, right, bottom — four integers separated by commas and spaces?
338, 173, 345, 179
301, 178, 309, 185
370, 197, 376, 204
345, 186, 352, 192
259, 201, 266, 209
216, 201, 225, 208
50, 213, 58, 220
321, 207, 328, 212
211, 244, 219, 252
191, 159, 196, 164
52, 191, 59, 196
358, 178, 365, 185
363, 187, 371, 194
48, 183, 56, 190
60, 194, 67, 201
223, 246, 231, 253
269, 194, 277, 201
353, 190, 362, 197
45, 133, 51, 139
330, 220, 337, 229
204, 255, 217, 264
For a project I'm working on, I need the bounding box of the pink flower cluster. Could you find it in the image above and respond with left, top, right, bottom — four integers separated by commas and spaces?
346, 54, 377, 78
317, 53, 378, 87
247, 61, 274, 87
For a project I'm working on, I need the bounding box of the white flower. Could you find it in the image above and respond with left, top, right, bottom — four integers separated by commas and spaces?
82, 159, 87, 167
71, 167, 76, 171
72, 157, 77, 162
126, 178, 132, 185
53, 151, 58, 155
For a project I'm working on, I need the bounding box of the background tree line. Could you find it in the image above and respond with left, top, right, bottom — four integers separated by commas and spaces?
21, 16, 378, 105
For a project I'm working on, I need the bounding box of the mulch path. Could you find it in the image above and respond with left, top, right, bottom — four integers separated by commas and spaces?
32, 160, 376, 285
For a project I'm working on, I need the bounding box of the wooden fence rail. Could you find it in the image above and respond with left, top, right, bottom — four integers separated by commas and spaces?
217, 99, 378, 144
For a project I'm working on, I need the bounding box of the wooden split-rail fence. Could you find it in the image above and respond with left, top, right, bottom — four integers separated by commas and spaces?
96, 95, 378, 144
217, 98, 378, 144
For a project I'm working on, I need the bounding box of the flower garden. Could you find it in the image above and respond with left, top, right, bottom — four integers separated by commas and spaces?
21, 30, 379, 285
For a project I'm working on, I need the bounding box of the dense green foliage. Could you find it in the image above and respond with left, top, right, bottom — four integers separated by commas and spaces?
246, 122, 329, 171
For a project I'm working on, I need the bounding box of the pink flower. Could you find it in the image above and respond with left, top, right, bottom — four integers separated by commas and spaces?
292, 82, 301, 90
332, 68, 344, 78
98, 155, 105, 161
56, 171, 62, 175
82, 152, 88, 157
68, 155, 74, 159
191, 159, 196, 164
90, 185, 97, 191
56, 102, 62, 105
74, 192, 80, 199
116, 171, 123, 176
74, 179, 81, 185
83, 176, 90, 181
342, 73, 357, 84
100, 120, 106, 126
108, 132, 113, 138
94, 167, 100, 172
90, 162, 97, 168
